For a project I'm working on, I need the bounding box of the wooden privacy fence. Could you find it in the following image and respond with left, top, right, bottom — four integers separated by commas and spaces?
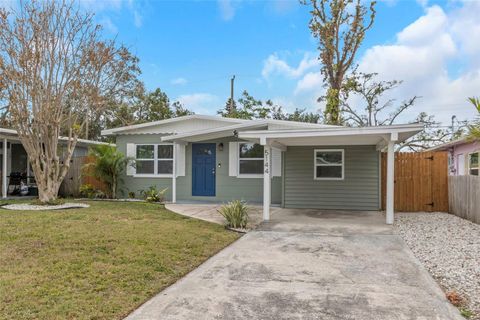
381, 151, 449, 212
59, 156, 106, 197
449, 175, 480, 224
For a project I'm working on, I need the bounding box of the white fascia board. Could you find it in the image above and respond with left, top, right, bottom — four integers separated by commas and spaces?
0, 127, 111, 146
239, 124, 424, 142
263, 119, 340, 129
0, 127, 18, 135
161, 121, 268, 142
101, 114, 248, 136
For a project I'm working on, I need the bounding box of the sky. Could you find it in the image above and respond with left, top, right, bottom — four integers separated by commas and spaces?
2, 0, 479, 125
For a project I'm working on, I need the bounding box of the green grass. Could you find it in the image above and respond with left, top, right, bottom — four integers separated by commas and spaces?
0, 201, 239, 319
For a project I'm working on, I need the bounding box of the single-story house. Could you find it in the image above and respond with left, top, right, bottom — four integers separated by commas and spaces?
428, 137, 479, 176
0, 127, 109, 198
102, 115, 423, 224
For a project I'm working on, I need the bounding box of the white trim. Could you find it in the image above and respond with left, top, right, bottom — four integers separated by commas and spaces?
102, 115, 249, 136
134, 143, 174, 177
133, 174, 173, 178
467, 150, 479, 175
161, 122, 268, 142
236, 174, 263, 179
386, 140, 395, 224
2, 138, 7, 199
313, 149, 344, 180
238, 142, 264, 178
172, 143, 177, 203
263, 145, 271, 221
239, 123, 424, 140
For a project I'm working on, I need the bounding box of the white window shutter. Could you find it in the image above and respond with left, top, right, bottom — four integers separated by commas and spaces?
126, 143, 136, 176
229, 142, 238, 176
175, 144, 186, 177
272, 148, 282, 177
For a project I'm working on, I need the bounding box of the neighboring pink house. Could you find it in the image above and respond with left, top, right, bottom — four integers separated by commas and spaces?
429, 137, 479, 176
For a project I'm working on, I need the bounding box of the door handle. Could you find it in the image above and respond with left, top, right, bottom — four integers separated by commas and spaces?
212, 168, 216, 175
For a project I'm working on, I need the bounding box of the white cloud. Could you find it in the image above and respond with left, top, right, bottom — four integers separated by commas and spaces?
262, 52, 319, 79
0, 0, 16, 11
176, 93, 221, 115
355, 4, 480, 123
217, 0, 236, 21
261, 3, 480, 123
171, 77, 187, 85
79, 0, 123, 12
99, 17, 118, 34
294, 71, 323, 94
133, 10, 142, 27
80, 0, 144, 29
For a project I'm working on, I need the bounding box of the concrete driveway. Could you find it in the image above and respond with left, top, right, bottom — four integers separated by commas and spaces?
127, 209, 462, 320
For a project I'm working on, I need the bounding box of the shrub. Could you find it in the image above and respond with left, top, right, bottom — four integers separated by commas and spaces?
217, 200, 249, 229
79, 184, 97, 199
84, 145, 130, 199
139, 186, 168, 203
79, 184, 105, 199
128, 191, 136, 199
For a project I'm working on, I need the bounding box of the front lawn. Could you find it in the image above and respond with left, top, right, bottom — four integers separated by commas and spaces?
0, 201, 239, 319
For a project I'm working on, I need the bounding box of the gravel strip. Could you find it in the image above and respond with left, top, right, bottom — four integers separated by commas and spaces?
394, 212, 480, 319
1, 203, 90, 211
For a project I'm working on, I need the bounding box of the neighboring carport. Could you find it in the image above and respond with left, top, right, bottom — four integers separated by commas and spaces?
238, 124, 424, 225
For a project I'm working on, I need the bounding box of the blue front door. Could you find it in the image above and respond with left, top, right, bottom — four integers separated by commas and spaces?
192, 143, 216, 196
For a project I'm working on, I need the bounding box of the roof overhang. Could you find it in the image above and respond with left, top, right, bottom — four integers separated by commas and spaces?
0, 127, 112, 146
161, 121, 269, 143
101, 115, 249, 136
238, 123, 424, 150
426, 137, 474, 151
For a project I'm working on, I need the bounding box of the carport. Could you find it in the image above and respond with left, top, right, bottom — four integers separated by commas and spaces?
238, 124, 423, 224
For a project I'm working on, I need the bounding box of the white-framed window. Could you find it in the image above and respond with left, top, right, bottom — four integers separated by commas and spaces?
238, 143, 264, 177
468, 151, 479, 176
135, 144, 173, 176
314, 149, 344, 180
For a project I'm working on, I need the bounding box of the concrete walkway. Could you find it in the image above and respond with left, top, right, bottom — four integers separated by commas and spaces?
127, 208, 462, 320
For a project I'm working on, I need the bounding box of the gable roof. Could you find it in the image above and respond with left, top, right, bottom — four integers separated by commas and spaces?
101, 115, 249, 136
101, 114, 338, 136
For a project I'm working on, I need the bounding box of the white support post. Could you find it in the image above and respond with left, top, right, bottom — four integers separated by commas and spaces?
2, 138, 7, 199
386, 139, 395, 224
263, 145, 271, 221
172, 142, 177, 203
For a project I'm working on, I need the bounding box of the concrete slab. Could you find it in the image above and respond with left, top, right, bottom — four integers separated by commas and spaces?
259, 208, 393, 235
127, 209, 462, 320
165, 203, 283, 229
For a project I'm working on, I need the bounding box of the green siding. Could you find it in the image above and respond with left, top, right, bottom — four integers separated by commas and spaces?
115, 134, 281, 204
284, 145, 380, 210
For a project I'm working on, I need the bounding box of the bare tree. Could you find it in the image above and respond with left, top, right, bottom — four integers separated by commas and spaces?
303, 0, 376, 125
340, 72, 468, 151
397, 113, 467, 151
0, 1, 140, 202
341, 72, 419, 126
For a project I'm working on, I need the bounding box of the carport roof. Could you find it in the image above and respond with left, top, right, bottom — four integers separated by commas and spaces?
237, 123, 424, 148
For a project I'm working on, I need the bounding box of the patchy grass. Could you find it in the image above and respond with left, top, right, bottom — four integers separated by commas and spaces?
0, 201, 239, 319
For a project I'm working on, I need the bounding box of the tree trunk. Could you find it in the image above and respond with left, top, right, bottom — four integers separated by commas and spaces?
112, 176, 117, 199
37, 183, 61, 203
324, 87, 341, 125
